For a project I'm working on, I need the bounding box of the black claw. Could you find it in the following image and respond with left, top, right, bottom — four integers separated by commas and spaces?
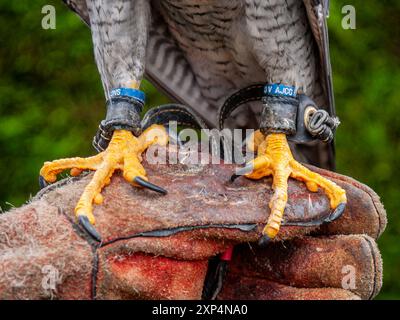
78, 216, 102, 242
134, 177, 167, 195
236, 164, 254, 176
258, 235, 271, 247
39, 175, 49, 189
230, 164, 254, 183
326, 202, 346, 223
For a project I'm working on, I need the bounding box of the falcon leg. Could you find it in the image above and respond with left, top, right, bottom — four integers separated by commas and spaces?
235, 132, 347, 244
39, 0, 168, 241
40, 125, 168, 241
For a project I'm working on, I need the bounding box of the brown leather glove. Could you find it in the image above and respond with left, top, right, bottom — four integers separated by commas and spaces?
213, 168, 386, 300
0, 155, 386, 300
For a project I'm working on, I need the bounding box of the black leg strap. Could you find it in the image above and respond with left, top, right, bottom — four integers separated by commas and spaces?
93, 96, 143, 152
260, 95, 298, 135
218, 83, 265, 130
93, 103, 209, 152
291, 95, 339, 144
141, 104, 208, 130
103, 96, 143, 135
218, 84, 340, 144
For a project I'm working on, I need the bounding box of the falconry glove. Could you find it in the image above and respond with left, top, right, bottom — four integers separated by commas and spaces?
2, 151, 386, 300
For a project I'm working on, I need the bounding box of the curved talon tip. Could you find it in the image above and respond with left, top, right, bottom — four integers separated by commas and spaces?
326, 202, 346, 223
78, 215, 102, 242
134, 177, 167, 195
39, 176, 49, 189
230, 164, 254, 182
237, 164, 254, 176
258, 235, 271, 247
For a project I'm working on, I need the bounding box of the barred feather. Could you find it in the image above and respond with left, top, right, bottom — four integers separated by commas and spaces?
62, 0, 335, 168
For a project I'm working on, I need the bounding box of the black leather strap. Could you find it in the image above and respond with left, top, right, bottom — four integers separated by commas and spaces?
260, 95, 298, 135
93, 103, 209, 152
103, 96, 143, 135
218, 83, 299, 136
218, 84, 339, 144
141, 104, 208, 131
218, 84, 265, 130
93, 96, 143, 152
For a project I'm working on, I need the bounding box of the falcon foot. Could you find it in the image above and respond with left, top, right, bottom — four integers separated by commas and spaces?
39, 125, 168, 241
232, 131, 347, 243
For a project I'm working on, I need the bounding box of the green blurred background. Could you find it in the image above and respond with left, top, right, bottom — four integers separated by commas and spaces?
0, 1, 398, 299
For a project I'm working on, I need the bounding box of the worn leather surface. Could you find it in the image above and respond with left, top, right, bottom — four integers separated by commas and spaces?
218, 235, 382, 300
34, 153, 385, 243
0, 150, 386, 299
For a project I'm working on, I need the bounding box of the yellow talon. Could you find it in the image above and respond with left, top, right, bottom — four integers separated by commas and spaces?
70, 168, 83, 177
247, 130, 265, 152
39, 125, 169, 226
305, 181, 319, 192
243, 133, 347, 240
94, 193, 104, 205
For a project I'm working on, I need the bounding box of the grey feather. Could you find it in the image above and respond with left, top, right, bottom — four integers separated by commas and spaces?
63, 0, 335, 117
63, 0, 214, 125
62, 0, 89, 25
145, 10, 214, 126
62, 0, 336, 168
303, 0, 335, 117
